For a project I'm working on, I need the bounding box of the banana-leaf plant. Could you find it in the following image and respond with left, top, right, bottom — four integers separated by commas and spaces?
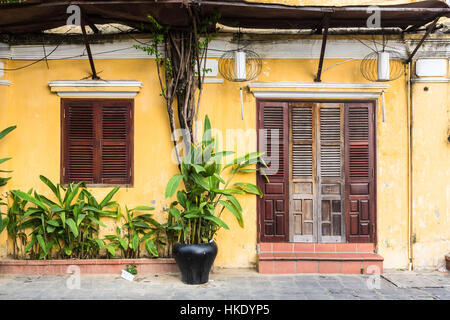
0, 125, 16, 188
104, 205, 160, 258
0, 190, 34, 259
165, 115, 266, 245
11, 176, 120, 259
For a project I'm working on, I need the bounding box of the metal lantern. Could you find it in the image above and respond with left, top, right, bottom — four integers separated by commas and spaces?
218, 49, 262, 82
360, 50, 404, 82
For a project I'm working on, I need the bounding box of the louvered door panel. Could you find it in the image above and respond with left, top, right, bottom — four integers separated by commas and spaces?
290, 103, 315, 242
317, 104, 344, 242
345, 103, 375, 243
101, 102, 132, 185
258, 101, 289, 242
63, 101, 95, 184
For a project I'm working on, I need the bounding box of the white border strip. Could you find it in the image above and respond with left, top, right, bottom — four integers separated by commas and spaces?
3, 38, 449, 60
248, 81, 389, 89
49, 80, 142, 87
0, 80, 11, 86
55, 91, 139, 98
411, 78, 450, 83
251, 91, 381, 99
202, 78, 224, 84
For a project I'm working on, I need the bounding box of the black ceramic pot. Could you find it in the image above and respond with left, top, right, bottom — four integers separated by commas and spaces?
173, 241, 218, 285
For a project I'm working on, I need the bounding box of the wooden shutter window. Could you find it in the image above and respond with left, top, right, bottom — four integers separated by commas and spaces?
319, 107, 342, 178
62, 99, 133, 186
262, 106, 285, 178
64, 101, 95, 184
345, 102, 375, 243
101, 103, 132, 185
291, 106, 313, 178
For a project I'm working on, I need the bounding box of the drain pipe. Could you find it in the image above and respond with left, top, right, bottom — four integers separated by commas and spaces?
407, 61, 414, 271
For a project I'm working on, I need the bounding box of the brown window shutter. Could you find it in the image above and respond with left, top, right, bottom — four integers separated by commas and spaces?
258, 101, 289, 242
344, 102, 376, 243
62, 99, 133, 186
62, 100, 96, 184
99, 100, 133, 185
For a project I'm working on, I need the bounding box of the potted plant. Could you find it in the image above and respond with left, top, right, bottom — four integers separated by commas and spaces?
164, 115, 266, 284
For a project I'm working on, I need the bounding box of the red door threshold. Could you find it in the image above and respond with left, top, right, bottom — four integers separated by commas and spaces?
257, 243, 383, 274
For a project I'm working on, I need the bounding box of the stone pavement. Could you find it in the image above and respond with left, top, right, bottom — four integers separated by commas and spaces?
0, 269, 449, 300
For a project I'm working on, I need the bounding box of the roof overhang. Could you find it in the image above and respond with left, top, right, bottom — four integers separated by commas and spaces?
0, 0, 449, 34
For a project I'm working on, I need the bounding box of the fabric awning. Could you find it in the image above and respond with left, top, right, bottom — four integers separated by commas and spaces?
0, 0, 449, 34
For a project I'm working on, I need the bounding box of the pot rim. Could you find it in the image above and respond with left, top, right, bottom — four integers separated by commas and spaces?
174, 240, 216, 247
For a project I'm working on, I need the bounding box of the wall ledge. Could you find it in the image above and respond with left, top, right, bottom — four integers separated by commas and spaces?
411, 78, 450, 83
0, 80, 11, 86
48, 80, 142, 98
248, 82, 388, 99
248, 81, 389, 90
250, 90, 382, 99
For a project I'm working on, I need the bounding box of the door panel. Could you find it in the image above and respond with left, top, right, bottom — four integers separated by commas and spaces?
317, 104, 345, 242
290, 102, 345, 243
258, 101, 289, 242
289, 103, 316, 242
344, 103, 376, 243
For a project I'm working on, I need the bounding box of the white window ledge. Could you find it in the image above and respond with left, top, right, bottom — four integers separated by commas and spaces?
248, 81, 389, 90
247, 82, 388, 100
250, 91, 382, 99
49, 80, 142, 98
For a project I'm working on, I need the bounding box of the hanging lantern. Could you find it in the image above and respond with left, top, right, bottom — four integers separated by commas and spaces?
218, 49, 262, 82
377, 51, 390, 81
361, 50, 404, 82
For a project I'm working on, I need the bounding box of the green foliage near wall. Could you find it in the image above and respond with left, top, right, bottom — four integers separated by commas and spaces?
0, 126, 16, 187
0, 176, 170, 260
165, 115, 266, 245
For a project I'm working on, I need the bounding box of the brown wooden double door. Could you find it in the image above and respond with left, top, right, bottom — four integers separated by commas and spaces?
257, 100, 376, 243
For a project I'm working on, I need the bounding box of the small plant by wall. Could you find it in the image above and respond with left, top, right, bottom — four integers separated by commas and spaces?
0, 175, 173, 260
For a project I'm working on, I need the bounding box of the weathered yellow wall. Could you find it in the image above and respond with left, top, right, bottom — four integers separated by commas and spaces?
411, 80, 450, 270
0, 58, 10, 257
0, 37, 448, 269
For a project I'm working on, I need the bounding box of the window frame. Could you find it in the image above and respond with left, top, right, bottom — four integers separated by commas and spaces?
60, 98, 134, 188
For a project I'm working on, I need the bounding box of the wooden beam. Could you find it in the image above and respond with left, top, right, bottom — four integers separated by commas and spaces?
81, 17, 100, 80
314, 15, 330, 82
405, 17, 440, 64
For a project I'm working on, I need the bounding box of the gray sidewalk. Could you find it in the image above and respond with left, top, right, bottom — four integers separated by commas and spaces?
0, 269, 449, 300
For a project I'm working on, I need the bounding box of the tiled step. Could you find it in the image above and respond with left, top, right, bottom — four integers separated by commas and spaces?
257, 243, 383, 274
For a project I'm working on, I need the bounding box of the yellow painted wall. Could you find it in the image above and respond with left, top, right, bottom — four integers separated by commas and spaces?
0, 58, 11, 257
0, 36, 448, 269
411, 80, 450, 270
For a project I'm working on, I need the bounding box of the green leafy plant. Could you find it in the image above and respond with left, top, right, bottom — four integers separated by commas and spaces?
165, 115, 266, 245
0, 190, 32, 258
4, 176, 120, 259
104, 205, 160, 259
0, 125, 16, 187
125, 264, 137, 275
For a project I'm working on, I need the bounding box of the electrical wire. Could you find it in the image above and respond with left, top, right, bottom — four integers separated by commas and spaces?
0, 27, 75, 71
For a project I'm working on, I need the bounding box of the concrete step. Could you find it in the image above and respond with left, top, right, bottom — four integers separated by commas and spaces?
257, 243, 383, 274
